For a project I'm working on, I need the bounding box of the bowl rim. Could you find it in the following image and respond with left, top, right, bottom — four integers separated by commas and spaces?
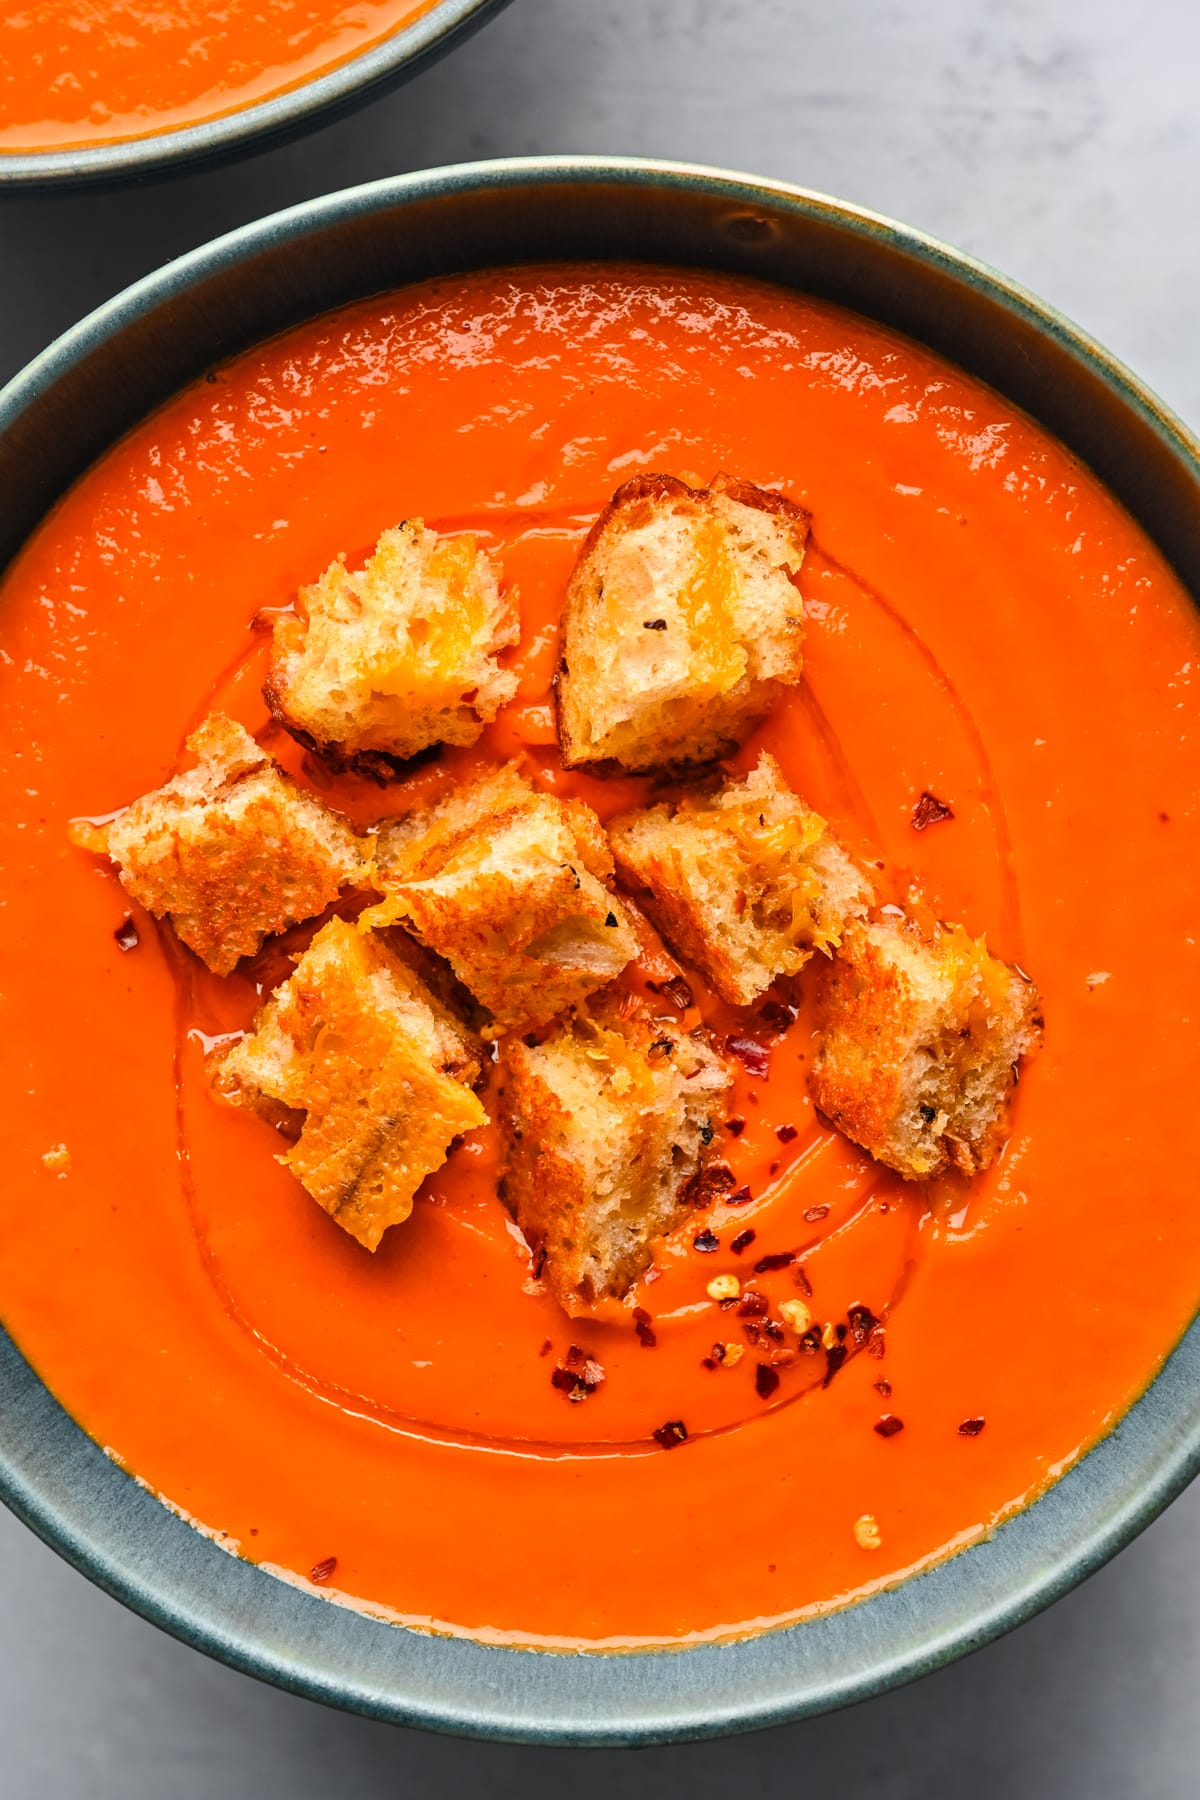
1, 155, 1198, 1744
0, 0, 512, 189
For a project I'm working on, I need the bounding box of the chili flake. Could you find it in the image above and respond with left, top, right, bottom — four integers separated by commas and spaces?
309, 1556, 338, 1584
958, 1416, 986, 1437
754, 1250, 795, 1273
653, 1419, 688, 1450
726, 1036, 770, 1077
755, 1362, 780, 1400
874, 1414, 904, 1438
724, 1116, 746, 1137
776, 1123, 798, 1142
803, 1204, 830, 1223
912, 790, 954, 831
114, 917, 140, 952
730, 1228, 756, 1255
693, 1229, 720, 1254
632, 1307, 656, 1348
727, 1184, 753, 1206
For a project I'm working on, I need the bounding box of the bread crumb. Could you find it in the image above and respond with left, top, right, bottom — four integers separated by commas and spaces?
609, 753, 871, 1005
558, 472, 810, 773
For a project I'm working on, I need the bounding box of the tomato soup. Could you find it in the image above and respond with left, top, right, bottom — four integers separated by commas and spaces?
0, 0, 435, 153
1, 267, 1198, 1650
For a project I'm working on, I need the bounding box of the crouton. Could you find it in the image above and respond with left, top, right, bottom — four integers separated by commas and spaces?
209, 917, 486, 1250
557, 473, 809, 774
497, 995, 731, 1313
69, 714, 367, 976
264, 520, 518, 771
809, 913, 1043, 1180
365, 762, 639, 1031
609, 753, 872, 1005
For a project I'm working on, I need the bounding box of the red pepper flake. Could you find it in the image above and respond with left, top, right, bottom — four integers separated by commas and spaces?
803, 1204, 830, 1223
552, 1346, 605, 1401
114, 916, 140, 952
727, 1184, 753, 1206
756, 1000, 795, 1036
532, 1246, 548, 1280
724, 1117, 746, 1138
912, 790, 954, 831
653, 1419, 688, 1450
726, 1035, 770, 1078
538, 1337, 553, 1358
958, 1416, 986, 1437
309, 1556, 337, 1584
648, 974, 693, 1012
874, 1414, 905, 1438
648, 1036, 675, 1060
687, 1164, 737, 1205
730, 1228, 756, 1255
754, 1250, 795, 1273
776, 1123, 798, 1143
632, 1306, 657, 1348
691, 1231, 719, 1258
847, 1304, 879, 1349
792, 1264, 813, 1296
822, 1343, 847, 1388
874, 1378, 892, 1397
736, 1288, 768, 1318
755, 1362, 780, 1400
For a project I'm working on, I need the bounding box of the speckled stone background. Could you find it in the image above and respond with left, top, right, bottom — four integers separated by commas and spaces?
2, 1, 1198, 1792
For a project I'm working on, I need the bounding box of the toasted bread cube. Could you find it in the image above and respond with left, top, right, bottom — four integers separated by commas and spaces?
265, 520, 519, 769
69, 714, 367, 975
810, 913, 1043, 1180
366, 763, 639, 1030
498, 995, 731, 1313
209, 917, 486, 1250
609, 753, 871, 1005
557, 473, 809, 773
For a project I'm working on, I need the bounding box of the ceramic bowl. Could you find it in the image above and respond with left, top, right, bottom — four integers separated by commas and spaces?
1, 157, 1197, 1743
0, 0, 511, 190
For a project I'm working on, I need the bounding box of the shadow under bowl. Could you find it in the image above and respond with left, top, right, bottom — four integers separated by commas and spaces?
1, 156, 1198, 1743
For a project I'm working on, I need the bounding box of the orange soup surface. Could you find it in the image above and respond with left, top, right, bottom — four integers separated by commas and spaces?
1, 266, 1199, 1649
0, 0, 435, 152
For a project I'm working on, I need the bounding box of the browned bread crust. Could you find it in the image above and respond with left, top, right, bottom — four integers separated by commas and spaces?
69, 713, 367, 975
497, 993, 731, 1313
608, 752, 872, 1005
556, 472, 809, 774
209, 916, 486, 1250
810, 911, 1043, 1180
367, 762, 639, 1031
265, 520, 518, 769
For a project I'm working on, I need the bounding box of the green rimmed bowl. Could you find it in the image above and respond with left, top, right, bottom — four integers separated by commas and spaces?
0, 0, 511, 190
0, 156, 1197, 1742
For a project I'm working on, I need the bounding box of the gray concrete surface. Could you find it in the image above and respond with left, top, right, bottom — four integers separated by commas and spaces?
2, 0, 1198, 1792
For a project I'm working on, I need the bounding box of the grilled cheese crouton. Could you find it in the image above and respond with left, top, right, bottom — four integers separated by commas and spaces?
265, 521, 518, 771
609, 753, 871, 1005
69, 714, 366, 975
498, 996, 731, 1313
810, 913, 1042, 1180
210, 917, 485, 1250
557, 473, 809, 773
366, 763, 639, 1030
